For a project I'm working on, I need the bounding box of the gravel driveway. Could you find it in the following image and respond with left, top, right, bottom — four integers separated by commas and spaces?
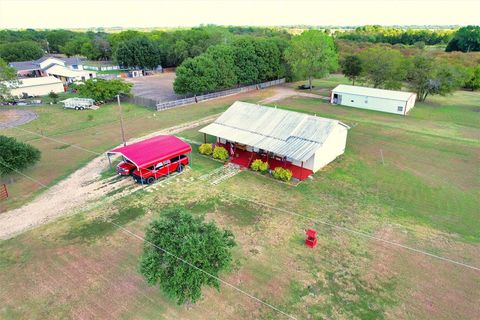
0, 108, 38, 129
125, 72, 182, 102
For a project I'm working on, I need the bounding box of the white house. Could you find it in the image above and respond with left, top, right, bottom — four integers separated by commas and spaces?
8, 76, 64, 98
9, 56, 95, 84
200, 101, 349, 180
43, 64, 96, 84
331, 85, 416, 115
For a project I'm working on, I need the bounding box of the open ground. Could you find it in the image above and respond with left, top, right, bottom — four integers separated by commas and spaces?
126, 72, 181, 102
0, 75, 479, 319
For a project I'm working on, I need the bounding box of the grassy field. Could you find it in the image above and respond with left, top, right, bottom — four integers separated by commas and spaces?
0, 78, 479, 319
0, 89, 271, 211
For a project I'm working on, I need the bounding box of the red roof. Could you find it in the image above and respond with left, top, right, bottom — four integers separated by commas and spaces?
109, 135, 191, 168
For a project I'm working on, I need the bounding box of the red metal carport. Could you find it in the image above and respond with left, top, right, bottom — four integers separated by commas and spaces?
107, 135, 192, 179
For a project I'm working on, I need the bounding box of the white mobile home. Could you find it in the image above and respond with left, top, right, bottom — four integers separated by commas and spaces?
331, 85, 416, 115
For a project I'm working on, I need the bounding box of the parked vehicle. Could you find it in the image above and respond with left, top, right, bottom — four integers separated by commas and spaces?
116, 158, 136, 176
132, 154, 189, 184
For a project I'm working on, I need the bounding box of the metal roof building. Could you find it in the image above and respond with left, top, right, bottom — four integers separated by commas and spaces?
331, 85, 416, 115
7, 76, 64, 97
200, 101, 349, 177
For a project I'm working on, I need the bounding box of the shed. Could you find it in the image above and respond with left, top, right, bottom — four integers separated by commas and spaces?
200, 101, 349, 180
8, 76, 64, 98
331, 85, 416, 115
107, 135, 192, 170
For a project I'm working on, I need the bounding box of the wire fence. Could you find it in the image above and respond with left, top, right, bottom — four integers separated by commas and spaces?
156, 78, 285, 111
124, 78, 286, 111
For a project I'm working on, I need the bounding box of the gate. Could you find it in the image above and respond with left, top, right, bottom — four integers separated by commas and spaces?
0, 184, 8, 201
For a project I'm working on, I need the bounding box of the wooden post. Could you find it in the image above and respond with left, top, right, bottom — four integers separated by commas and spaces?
107, 153, 112, 170
117, 94, 126, 146
204, 133, 207, 144
301, 161, 304, 180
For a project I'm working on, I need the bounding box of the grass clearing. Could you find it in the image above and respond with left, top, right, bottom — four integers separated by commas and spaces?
0, 81, 478, 319
0, 88, 271, 211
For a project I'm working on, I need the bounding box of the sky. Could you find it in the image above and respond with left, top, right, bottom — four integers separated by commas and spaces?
0, 0, 478, 29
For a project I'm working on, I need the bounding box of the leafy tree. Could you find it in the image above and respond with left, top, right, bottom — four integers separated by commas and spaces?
0, 41, 44, 62
407, 56, 467, 101
60, 36, 89, 57
139, 207, 235, 304
48, 91, 59, 103
174, 45, 238, 95
285, 30, 338, 90
204, 45, 237, 89
46, 29, 75, 53
406, 55, 435, 101
231, 37, 261, 84
341, 55, 362, 85
73, 79, 132, 101
115, 36, 161, 69
359, 46, 407, 89
0, 58, 17, 101
0, 135, 41, 176
464, 65, 480, 91
174, 55, 219, 95
446, 26, 480, 52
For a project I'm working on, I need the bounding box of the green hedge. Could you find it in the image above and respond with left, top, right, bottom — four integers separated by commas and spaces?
272, 167, 293, 182
199, 143, 213, 155
213, 146, 229, 161
250, 159, 269, 173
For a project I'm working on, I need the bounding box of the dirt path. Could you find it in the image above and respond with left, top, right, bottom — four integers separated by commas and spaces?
0, 108, 38, 129
259, 85, 329, 104
0, 114, 218, 240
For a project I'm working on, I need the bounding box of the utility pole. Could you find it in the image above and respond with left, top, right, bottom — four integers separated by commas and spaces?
117, 94, 126, 146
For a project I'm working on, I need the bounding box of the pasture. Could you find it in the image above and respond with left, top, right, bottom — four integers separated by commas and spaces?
0, 76, 479, 319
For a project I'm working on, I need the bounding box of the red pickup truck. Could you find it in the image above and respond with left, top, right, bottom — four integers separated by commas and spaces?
116, 158, 136, 176
132, 154, 189, 184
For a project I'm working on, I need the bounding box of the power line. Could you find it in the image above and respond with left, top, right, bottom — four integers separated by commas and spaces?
228, 193, 480, 273
0, 160, 297, 319
1, 126, 478, 272
112, 222, 297, 319
5, 125, 101, 156
2, 116, 479, 272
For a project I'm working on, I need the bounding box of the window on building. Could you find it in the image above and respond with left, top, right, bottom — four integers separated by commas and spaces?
398, 106, 404, 112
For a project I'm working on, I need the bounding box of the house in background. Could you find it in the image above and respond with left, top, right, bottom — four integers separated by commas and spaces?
7, 76, 64, 98
331, 85, 416, 115
9, 55, 96, 85
200, 101, 349, 181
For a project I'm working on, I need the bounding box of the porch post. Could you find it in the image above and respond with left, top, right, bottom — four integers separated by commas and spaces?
204, 133, 207, 144
107, 153, 112, 170
301, 161, 304, 180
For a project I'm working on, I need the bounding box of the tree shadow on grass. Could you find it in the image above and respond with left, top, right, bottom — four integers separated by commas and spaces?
62, 206, 146, 243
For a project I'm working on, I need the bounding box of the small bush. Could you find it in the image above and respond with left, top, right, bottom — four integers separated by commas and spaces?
250, 159, 269, 173
213, 146, 229, 161
198, 143, 213, 155
272, 167, 293, 182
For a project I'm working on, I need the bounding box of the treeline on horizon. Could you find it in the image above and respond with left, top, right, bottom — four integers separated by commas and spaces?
0, 25, 479, 97
0, 25, 478, 64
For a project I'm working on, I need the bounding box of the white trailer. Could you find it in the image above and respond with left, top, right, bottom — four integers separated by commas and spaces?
61, 98, 98, 110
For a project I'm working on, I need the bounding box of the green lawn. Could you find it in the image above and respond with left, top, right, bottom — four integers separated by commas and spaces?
0, 89, 271, 211
0, 81, 478, 319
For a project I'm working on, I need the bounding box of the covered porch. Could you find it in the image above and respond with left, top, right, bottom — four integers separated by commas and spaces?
216, 141, 313, 181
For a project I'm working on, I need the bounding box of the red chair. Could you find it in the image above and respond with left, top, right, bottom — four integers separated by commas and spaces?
305, 228, 318, 248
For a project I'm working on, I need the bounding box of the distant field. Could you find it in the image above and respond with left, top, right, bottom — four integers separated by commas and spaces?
0, 77, 479, 319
